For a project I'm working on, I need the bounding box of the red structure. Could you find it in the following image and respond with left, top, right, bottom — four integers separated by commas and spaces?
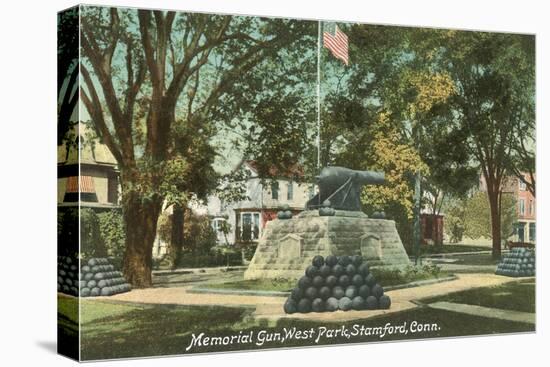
420, 214, 444, 245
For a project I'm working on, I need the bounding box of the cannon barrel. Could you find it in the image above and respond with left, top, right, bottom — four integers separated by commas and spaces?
317, 167, 385, 192
307, 166, 385, 211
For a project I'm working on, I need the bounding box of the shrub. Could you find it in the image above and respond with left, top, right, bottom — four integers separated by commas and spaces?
97, 209, 125, 259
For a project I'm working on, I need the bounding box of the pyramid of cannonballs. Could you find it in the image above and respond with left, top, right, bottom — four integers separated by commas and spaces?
58, 255, 79, 296
495, 247, 536, 277
284, 255, 391, 314
80, 257, 132, 297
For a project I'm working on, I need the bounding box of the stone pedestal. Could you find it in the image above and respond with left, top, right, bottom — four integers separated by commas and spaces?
244, 210, 410, 280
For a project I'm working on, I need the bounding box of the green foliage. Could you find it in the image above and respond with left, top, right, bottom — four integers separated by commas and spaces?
78, 209, 125, 259
370, 264, 443, 287
97, 210, 125, 259
57, 208, 79, 257
176, 246, 242, 268
464, 191, 517, 240
80, 208, 105, 258
443, 198, 467, 243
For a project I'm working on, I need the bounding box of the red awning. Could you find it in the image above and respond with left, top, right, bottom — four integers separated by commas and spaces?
65, 176, 96, 193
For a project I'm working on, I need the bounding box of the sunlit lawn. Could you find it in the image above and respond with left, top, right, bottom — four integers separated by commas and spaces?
58, 290, 534, 361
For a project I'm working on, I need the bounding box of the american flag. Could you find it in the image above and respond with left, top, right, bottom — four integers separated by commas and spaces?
323, 24, 349, 65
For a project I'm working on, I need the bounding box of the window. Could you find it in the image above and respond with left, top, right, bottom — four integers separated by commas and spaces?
519, 179, 527, 191
529, 200, 534, 216
287, 181, 294, 201
271, 181, 279, 200
240, 212, 260, 241
529, 223, 536, 242
516, 223, 525, 242
212, 218, 225, 233
519, 199, 525, 215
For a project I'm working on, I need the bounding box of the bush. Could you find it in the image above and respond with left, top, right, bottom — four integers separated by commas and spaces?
97, 210, 125, 259
176, 246, 243, 268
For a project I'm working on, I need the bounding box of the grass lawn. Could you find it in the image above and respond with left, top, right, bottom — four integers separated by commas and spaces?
71, 298, 533, 360
452, 253, 501, 266
198, 265, 450, 292
419, 244, 490, 255
370, 265, 451, 287
420, 279, 535, 313
199, 278, 296, 292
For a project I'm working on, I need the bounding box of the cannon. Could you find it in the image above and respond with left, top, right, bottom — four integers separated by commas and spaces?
306, 166, 385, 211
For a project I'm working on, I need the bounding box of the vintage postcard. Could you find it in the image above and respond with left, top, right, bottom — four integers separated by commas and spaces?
57, 4, 536, 361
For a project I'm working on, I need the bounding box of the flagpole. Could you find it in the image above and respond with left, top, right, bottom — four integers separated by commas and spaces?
316, 20, 322, 170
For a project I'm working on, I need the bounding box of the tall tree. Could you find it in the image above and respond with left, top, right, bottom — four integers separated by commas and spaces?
57, 7, 79, 146
80, 7, 313, 286
418, 31, 535, 258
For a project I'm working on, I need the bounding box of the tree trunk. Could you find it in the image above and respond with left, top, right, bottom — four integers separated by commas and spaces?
170, 204, 185, 270
122, 192, 163, 288
487, 189, 502, 259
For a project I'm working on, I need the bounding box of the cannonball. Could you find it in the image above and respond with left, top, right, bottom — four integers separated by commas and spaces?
84, 273, 94, 281
326, 297, 339, 312
298, 276, 312, 289
319, 286, 332, 300
332, 264, 344, 277
100, 287, 113, 296
70, 265, 77, 271
338, 274, 350, 288
284, 298, 297, 314
290, 287, 303, 301
358, 284, 371, 298
58, 276, 64, 284
365, 273, 376, 287
65, 257, 73, 265
345, 285, 358, 299
88, 258, 97, 267
352, 296, 365, 310
338, 255, 351, 267
81, 287, 90, 297
379, 295, 391, 309
62, 285, 70, 293
67, 272, 75, 279
351, 255, 363, 267
312, 298, 325, 312
372, 284, 384, 298
87, 280, 97, 288
313, 275, 325, 288
59, 270, 67, 277
338, 297, 353, 311
98, 280, 107, 288
332, 286, 345, 299
65, 279, 73, 286
90, 287, 100, 297
297, 298, 312, 313
319, 265, 332, 277
365, 295, 379, 310
305, 286, 318, 300
345, 264, 357, 276
312, 255, 325, 267
352, 274, 364, 287
326, 275, 338, 288
358, 263, 370, 276
325, 255, 338, 267
81, 265, 90, 273
306, 265, 319, 278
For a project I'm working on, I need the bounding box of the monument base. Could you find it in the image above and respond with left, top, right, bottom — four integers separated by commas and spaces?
244, 210, 410, 280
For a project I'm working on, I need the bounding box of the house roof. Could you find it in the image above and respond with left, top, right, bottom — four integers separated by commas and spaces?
244, 160, 304, 179
58, 122, 118, 167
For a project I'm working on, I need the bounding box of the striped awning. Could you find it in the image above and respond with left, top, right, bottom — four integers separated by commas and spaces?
66, 176, 96, 193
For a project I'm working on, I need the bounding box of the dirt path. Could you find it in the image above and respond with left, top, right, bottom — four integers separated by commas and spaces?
100, 273, 522, 323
